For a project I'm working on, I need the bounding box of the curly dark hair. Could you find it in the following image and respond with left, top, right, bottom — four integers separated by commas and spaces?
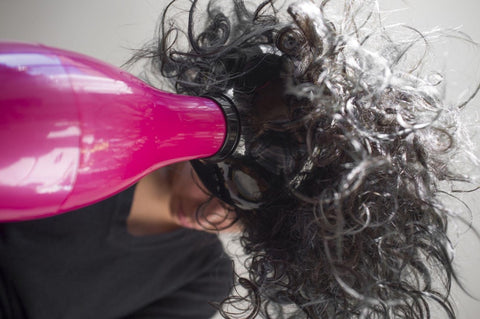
131, 0, 477, 317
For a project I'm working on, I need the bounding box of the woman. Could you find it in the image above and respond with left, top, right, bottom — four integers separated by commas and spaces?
1, 0, 477, 318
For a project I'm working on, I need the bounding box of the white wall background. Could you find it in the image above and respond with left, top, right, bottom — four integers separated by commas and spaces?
1, 0, 480, 318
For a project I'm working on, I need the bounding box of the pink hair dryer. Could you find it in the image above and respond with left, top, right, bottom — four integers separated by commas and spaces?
0, 42, 239, 222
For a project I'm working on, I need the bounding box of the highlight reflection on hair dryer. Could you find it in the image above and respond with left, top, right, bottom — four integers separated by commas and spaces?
0, 42, 239, 222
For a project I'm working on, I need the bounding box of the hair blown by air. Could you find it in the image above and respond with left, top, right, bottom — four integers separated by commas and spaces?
131, 0, 480, 317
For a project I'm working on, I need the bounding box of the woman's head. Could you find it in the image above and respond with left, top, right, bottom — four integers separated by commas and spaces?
134, 0, 472, 317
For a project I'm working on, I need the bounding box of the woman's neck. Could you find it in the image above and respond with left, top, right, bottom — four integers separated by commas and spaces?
127, 168, 181, 236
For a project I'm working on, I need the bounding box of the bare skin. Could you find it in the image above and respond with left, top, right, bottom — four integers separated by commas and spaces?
127, 162, 237, 236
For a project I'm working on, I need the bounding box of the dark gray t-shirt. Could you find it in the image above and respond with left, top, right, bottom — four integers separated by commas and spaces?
0, 186, 232, 319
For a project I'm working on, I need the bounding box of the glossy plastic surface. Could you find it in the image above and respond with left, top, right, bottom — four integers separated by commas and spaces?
0, 42, 226, 221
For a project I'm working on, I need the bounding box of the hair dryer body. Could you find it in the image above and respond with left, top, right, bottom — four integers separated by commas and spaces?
0, 42, 231, 221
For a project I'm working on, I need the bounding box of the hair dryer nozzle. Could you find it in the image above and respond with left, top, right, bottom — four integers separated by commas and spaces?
203, 95, 240, 162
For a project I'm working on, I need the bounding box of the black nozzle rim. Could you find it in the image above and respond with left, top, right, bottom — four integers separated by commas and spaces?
202, 94, 240, 162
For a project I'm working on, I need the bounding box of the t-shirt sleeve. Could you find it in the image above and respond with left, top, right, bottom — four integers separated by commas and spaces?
125, 256, 233, 319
